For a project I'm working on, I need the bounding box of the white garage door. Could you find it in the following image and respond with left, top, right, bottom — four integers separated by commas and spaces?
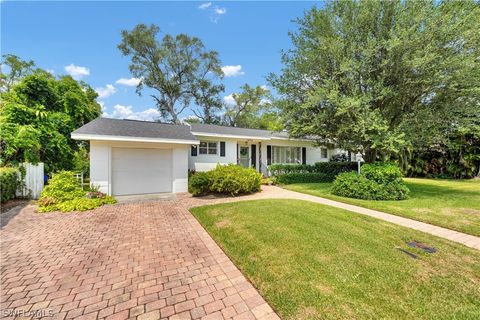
112, 148, 172, 196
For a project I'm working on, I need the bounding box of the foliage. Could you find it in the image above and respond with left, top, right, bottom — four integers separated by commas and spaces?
0, 66, 101, 172
209, 164, 262, 195
269, 0, 480, 163
189, 164, 262, 196
261, 177, 274, 185
55, 197, 116, 213
400, 125, 480, 179
285, 178, 480, 236
73, 145, 90, 176
0, 54, 35, 92
0, 167, 20, 202
38, 171, 115, 212
222, 84, 280, 129
269, 162, 357, 181
332, 163, 409, 200
188, 171, 212, 196
118, 24, 224, 124
330, 153, 349, 162
275, 172, 331, 184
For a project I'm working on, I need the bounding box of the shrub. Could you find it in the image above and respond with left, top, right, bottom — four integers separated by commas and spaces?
188, 171, 212, 196
275, 173, 331, 184
332, 163, 410, 200
0, 167, 20, 203
189, 164, 262, 196
38, 171, 116, 212
269, 162, 357, 183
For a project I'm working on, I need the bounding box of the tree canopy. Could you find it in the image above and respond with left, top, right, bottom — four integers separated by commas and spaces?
0, 59, 101, 172
269, 0, 480, 163
118, 24, 225, 124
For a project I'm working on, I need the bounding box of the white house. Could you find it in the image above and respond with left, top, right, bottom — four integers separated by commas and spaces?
72, 117, 339, 196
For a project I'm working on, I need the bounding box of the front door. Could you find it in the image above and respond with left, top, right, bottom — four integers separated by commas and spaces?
239, 146, 250, 168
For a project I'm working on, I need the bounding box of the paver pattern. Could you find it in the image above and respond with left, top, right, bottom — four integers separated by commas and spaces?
0, 201, 279, 320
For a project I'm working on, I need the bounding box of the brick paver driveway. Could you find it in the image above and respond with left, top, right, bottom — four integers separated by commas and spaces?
0, 201, 278, 320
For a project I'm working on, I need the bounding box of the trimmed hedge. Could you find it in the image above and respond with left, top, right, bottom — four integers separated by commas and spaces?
269, 162, 357, 184
38, 171, 116, 212
274, 173, 331, 184
189, 164, 262, 196
0, 167, 20, 203
332, 163, 410, 200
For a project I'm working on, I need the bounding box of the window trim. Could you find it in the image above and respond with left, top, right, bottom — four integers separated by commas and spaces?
321, 148, 328, 159
199, 141, 219, 156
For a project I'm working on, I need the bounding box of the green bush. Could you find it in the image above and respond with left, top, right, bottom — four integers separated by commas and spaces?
269, 162, 357, 182
0, 167, 20, 203
188, 172, 212, 196
275, 173, 331, 184
38, 171, 116, 212
332, 164, 410, 200
189, 164, 262, 196
210, 164, 262, 196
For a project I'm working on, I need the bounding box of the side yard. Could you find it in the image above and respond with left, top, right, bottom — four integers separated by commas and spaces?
283, 178, 480, 237
191, 199, 480, 320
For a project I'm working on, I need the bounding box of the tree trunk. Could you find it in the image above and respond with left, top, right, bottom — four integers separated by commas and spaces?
364, 148, 378, 163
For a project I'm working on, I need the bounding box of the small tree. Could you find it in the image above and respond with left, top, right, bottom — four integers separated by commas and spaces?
118, 24, 224, 124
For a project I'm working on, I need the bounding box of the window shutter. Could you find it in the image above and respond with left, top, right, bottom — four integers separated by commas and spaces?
251, 145, 256, 168
267, 145, 272, 165
220, 141, 226, 157
191, 145, 197, 157
302, 147, 307, 165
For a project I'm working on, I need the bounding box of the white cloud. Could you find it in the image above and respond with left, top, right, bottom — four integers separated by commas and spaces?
223, 94, 236, 107
115, 77, 142, 87
104, 104, 160, 122
95, 84, 116, 99
214, 7, 226, 15
64, 64, 90, 79
198, 2, 211, 10
221, 65, 244, 77
46, 69, 55, 75
261, 85, 268, 90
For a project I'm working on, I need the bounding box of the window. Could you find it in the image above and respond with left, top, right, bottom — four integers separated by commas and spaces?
272, 146, 301, 164
321, 148, 328, 159
199, 141, 218, 155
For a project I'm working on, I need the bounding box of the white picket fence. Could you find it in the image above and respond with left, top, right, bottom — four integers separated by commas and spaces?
18, 163, 44, 199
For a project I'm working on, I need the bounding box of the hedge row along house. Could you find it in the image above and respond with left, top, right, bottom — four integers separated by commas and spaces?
72, 117, 346, 196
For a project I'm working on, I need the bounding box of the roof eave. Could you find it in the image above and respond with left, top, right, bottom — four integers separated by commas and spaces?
71, 133, 199, 145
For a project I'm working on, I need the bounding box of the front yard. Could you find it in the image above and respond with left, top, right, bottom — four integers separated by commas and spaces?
191, 199, 480, 319
284, 178, 480, 237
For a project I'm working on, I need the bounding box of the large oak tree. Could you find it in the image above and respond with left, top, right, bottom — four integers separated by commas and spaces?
118, 24, 224, 124
269, 0, 480, 162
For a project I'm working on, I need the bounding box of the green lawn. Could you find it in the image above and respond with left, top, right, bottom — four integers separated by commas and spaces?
283, 178, 480, 237
191, 200, 480, 320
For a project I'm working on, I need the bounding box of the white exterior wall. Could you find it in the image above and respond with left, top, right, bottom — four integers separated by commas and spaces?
188, 136, 237, 172
90, 140, 190, 194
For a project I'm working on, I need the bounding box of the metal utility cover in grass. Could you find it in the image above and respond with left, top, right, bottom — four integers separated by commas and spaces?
407, 240, 437, 253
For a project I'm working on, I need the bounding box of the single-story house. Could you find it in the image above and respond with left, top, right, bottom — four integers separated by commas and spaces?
72, 117, 341, 196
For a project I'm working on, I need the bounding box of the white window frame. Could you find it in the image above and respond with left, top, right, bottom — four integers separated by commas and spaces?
272, 146, 302, 164
199, 141, 218, 155
321, 148, 328, 159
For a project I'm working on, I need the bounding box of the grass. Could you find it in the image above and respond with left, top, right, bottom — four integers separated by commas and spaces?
283, 178, 480, 237
191, 199, 480, 320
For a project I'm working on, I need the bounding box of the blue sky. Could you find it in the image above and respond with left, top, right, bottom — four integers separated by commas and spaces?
2, 1, 321, 121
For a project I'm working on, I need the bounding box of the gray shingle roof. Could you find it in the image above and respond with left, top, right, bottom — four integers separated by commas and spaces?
72, 118, 197, 141
72, 117, 317, 142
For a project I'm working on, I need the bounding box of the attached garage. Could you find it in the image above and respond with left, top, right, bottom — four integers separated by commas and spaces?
71, 118, 198, 195
112, 148, 172, 196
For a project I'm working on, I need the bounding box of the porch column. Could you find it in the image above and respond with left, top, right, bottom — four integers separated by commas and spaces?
258, 142, 262, 173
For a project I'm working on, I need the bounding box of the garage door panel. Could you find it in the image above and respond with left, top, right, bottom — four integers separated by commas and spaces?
112, 148, 172, 196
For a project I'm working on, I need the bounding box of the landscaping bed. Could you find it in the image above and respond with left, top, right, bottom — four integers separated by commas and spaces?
284, 178, 480, 237
191, 199, 480, 320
